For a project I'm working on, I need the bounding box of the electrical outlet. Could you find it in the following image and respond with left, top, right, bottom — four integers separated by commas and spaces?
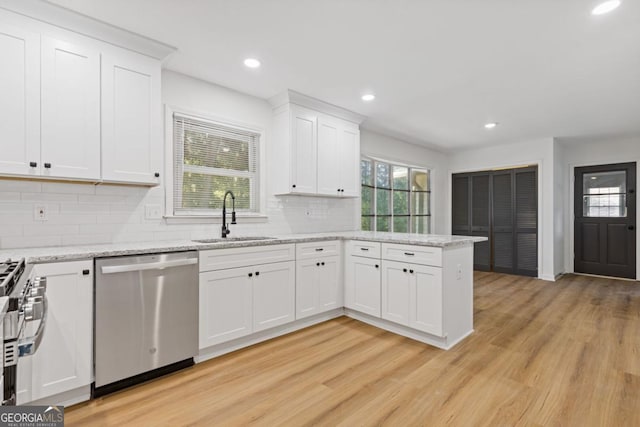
144, 204, 162, 220
34, 205, 47, 221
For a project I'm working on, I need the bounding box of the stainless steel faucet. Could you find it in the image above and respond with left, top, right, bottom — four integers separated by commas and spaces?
221, 190, 236, 238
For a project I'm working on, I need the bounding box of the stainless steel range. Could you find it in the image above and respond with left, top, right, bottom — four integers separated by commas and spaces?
0, 259, 48, 406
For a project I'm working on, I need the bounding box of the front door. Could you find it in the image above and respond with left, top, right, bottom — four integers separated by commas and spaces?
574, 162, 636, 279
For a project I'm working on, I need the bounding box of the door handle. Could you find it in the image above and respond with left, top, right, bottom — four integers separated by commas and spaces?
100, 258, 197, 274
629, 226, 635, 231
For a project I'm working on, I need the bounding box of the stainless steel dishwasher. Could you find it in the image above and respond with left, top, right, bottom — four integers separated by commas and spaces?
93, 251, 198, 397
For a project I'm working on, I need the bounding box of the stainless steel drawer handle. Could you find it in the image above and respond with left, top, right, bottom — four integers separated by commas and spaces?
404, 252, 415, 256
315, 248, 324, 252
360, 247, 369, 251
101, 258, 197, 274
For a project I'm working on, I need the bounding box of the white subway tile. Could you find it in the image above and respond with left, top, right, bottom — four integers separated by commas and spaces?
47, 213, 97, 225
0, 180, 41, 193
22, 192, 77, 202
0, 235, 61, 249
79, 224, 123, 235
78, 194, 127, 204
0, 192, 21, 202
41, 182, 96, 195
0, 225, 23, 238
23, 224, 79, 237
62, 234, 113, 246
96, 213, 141, 224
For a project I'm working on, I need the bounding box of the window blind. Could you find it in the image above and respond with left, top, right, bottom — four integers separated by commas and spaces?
173, 113, 259, 215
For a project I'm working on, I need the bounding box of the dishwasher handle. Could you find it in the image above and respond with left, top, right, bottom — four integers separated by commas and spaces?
101, 258, 197, 274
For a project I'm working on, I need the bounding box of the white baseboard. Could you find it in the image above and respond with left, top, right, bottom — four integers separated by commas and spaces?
26, 385, 91, 408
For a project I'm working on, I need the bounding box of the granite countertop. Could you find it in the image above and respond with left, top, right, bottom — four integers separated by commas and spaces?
0, 231, 487, 263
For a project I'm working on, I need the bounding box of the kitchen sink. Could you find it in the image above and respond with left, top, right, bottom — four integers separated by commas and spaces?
192, 236, 277, 244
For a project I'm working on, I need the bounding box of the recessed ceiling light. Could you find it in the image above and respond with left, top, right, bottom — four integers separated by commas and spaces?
591, 0, 621, 15
361, 94, 376, 102
484, 122, 498, 129
243, 58, 261, 68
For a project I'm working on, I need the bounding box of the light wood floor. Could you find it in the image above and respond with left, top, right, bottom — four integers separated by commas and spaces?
66, 272, 640, 426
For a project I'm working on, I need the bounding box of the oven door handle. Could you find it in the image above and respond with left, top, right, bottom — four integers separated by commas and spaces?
100, 258, 197, 274
18, 295, 48, 357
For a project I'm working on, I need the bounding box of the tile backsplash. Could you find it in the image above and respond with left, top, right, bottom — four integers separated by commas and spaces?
0, 179, 359, 249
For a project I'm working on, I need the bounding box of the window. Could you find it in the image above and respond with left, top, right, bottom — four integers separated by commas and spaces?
361, 157, 431, 233
583, 171, 627, 218
173, 113, 259, 216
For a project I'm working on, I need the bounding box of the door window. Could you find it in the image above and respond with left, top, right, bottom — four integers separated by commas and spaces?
582, 170, 627, 217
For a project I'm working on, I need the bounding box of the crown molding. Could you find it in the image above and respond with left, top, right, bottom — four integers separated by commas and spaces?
268, 89, 365, 124
0, 0, 176, 60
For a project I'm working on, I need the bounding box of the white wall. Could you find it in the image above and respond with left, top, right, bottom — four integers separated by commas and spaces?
553, 140, 566, 277
560, 135, 640, 278
360, 130, 450, 235
0, 71, 359, 249
448, 138, 557, 280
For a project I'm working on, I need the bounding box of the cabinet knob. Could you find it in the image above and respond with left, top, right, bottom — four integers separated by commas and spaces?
321, 262, 325, 266
154, 172, 160, 178
375, 264, 379, 269
248, 273, 253, 277
82, 269, 90, 275
44, 163, 51, 169
292, 184, 296, 188
316, 262, 320, 266
29, 161, 37, 168
255, 271, 259, 276
403, 268, 407, 273
409, 269, 414, 274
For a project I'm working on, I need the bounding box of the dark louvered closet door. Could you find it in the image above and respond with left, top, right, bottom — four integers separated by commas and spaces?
492, 171, 514, 273
452, 166, 538, 277
471, 174, 491, 271
515, 168, 538, 276
452, 175, 470, 235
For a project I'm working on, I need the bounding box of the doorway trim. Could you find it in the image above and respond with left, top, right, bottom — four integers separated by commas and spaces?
567, 160, 640, 280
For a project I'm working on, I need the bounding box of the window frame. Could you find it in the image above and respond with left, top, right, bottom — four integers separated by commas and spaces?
360, 155, 432, 234
164, 105, 268, 223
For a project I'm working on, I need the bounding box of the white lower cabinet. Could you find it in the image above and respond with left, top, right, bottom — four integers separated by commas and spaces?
198, 245, 296, 349
344, 255, 381, 317
18, 260, 93, 404
296, 256, 341, 320
199, 267, 253, 348
252, 261, 296, 332
381, 260, 443, 336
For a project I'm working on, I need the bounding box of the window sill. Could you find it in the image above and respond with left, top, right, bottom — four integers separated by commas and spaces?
164, 214, 269, 225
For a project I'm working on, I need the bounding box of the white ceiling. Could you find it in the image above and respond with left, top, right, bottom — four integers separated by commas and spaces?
47, 0, 640, 152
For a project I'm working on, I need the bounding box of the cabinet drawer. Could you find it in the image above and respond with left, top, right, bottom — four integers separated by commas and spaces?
381, 243, 442, 267
296, 240, 340, 260
199, 244, 295, 272
346, 240, 381, 259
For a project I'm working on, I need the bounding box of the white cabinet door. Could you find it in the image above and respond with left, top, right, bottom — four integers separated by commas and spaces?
253, 261, 295, 332
41, 37, 100, 180
319, 256, 342, 312
345, 256, 381, 317
296, 258, 320, 319
199, 268, 253, 348
290, 106, 317, 194
0, 25, 40, 177
381, 260, 411, 325
410, 264, 443, 336
30, 260, 93, 401
316, 117, 340, 196
101, 50, 161, 185
338, 125, 360, 197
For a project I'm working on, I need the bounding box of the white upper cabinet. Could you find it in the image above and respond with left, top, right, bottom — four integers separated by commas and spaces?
41, 37, 101, 180
0, 25, 40, 177
101, 50, 161, 184
269, 90, 364, 197
0, 7, 171, 185
290, 106, 318, 194
338, 125, 360, 197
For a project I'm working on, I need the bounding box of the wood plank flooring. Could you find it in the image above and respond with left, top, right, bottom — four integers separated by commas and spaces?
66, 272, 640, 426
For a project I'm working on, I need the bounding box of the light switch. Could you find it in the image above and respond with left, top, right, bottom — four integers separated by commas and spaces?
145, 204, 162, 220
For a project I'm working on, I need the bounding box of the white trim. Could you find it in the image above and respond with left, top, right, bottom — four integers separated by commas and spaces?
164, 104, 268, 219
566, 159, 639, 280
0, 1, 175, 60
268, 89, 365, 124
449, 159, 545, 280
